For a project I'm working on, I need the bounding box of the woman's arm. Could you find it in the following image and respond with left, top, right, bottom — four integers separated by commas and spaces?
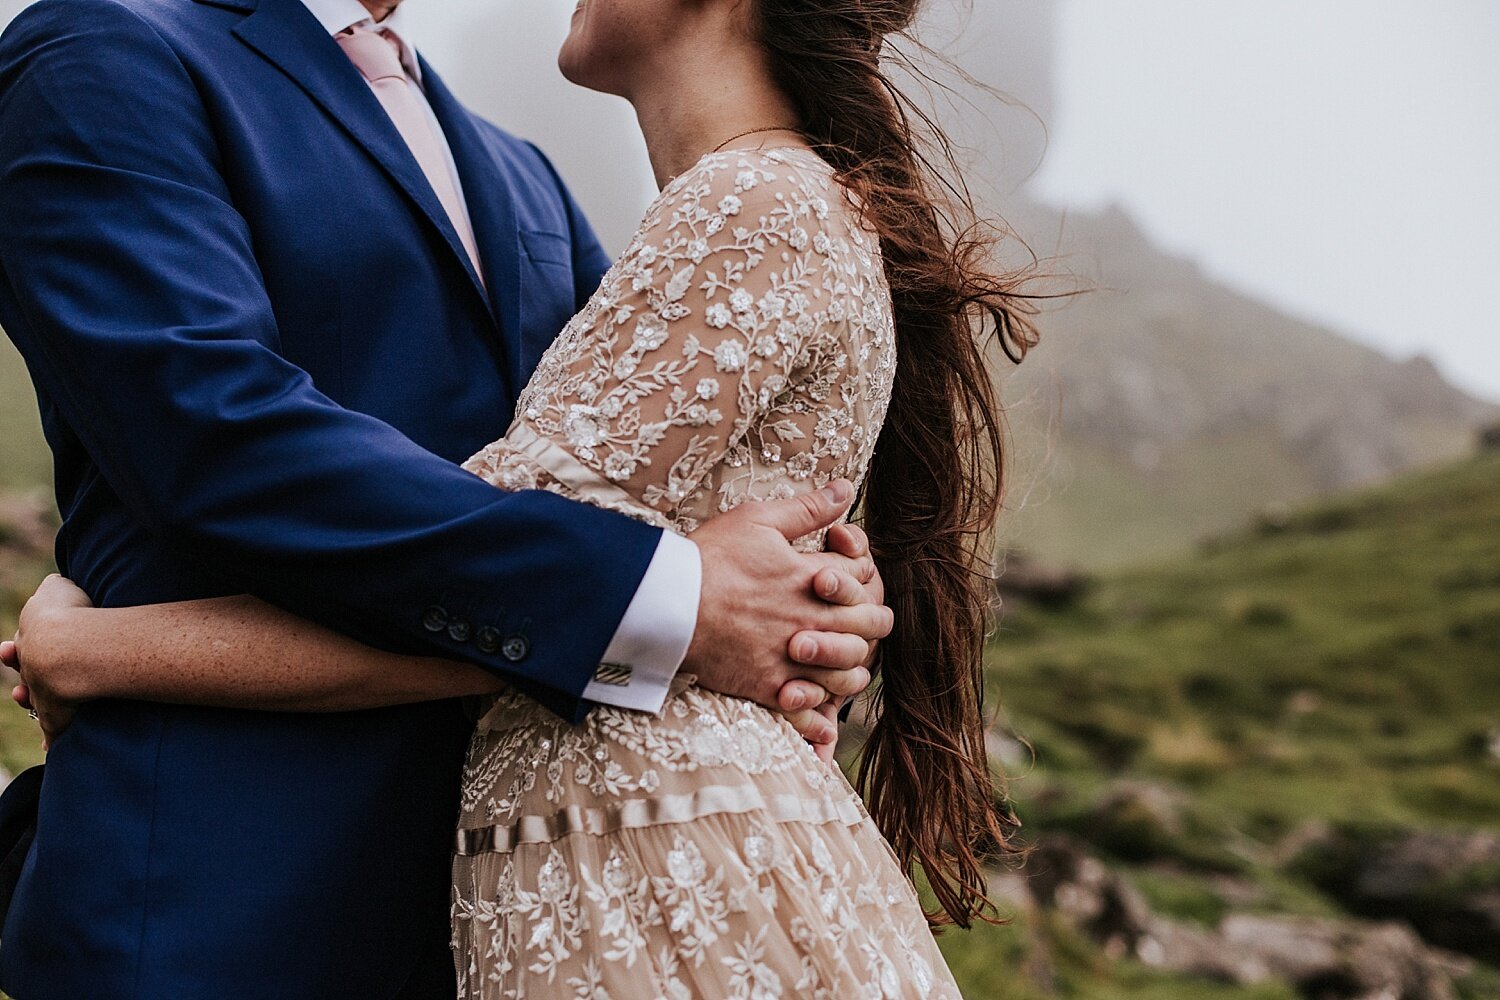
8, 576, 847, 762
12, 576, 505, 720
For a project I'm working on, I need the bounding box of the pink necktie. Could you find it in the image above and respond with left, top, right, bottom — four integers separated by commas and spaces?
337, 24, 484, 280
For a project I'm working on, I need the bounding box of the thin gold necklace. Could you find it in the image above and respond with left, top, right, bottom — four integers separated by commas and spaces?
710, 126, 804, 154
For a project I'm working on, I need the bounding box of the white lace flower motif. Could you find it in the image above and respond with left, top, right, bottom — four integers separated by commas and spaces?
758, 292, 785, 320
603, 452, 637, 482
706, 304, 732, 329
714, 341, 748, 372
634, 313, 669, 350
667, 839, 708, 887
563, 405, 605, 448
742, 830, 777, 876
496, 461, 539, 492
537, 851, 571, 904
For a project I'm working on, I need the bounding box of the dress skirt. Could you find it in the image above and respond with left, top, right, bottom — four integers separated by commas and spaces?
451, 681, 964, 999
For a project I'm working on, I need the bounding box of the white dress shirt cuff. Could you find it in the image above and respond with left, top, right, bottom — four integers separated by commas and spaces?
583, 531, 701, 714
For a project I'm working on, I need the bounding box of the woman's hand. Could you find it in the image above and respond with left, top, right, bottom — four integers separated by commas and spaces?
783, 698, 845, 765
777, 522, 880, 762
4, 573, 96, 750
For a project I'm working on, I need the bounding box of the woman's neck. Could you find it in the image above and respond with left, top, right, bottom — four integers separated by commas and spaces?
627, 42, 800, 189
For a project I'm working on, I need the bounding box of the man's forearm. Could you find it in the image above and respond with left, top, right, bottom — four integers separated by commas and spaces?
35, 596, 505, 713
0, 1, 659, 717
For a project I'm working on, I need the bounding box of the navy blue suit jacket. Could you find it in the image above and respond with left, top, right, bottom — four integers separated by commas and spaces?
0, 0, 663, 995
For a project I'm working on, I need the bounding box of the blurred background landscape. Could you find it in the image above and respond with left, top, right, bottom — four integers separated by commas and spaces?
0, 0, 1496, 997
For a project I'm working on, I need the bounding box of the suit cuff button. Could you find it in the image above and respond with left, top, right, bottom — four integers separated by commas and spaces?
476, 626, 502, 655
501, 635, 530, 662
421, 606, 449, 632
447, 617, 472, 643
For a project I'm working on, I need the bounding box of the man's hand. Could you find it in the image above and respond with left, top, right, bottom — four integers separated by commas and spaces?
6, 573, 96, 750
684, 480, 891, 744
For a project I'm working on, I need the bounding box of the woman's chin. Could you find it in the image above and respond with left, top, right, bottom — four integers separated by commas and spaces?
557, 46, 621, 97
556, 41, 584, 86
557, 50, 591, 90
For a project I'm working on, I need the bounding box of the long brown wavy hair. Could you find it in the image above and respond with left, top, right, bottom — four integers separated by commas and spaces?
752, 0, 1048, 927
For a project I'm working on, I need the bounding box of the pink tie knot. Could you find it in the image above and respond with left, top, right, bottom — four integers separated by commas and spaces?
337, 24, 407, 85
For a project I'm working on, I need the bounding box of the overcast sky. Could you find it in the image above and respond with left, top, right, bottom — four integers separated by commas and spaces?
1031, 1, 1500, 402
2, 0, 1494, 400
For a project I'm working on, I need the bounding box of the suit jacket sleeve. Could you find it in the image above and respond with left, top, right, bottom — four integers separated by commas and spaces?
0, 0, 660, 717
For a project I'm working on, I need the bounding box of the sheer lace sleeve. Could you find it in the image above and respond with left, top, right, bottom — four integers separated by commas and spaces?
465, 149, 895, 545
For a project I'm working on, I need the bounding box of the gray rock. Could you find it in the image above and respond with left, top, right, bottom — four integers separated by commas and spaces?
1021, 835, 1469, 1000
1137, 913, 1463, 1000
1291, 826, 1500, 964
995, 551, 1091, 609
1024, 835, 1153, 958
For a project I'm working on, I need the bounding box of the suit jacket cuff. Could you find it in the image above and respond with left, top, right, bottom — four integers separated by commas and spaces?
583, 530, 700, 714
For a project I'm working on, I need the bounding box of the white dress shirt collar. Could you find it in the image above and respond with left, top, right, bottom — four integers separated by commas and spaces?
301, 0, 422, 82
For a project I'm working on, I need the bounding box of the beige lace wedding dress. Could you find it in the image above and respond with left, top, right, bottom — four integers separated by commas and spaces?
453, 147, 963, 999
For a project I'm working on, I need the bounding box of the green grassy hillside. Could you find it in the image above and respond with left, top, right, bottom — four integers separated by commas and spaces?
0, 336, 51, 491
995, 449, 1500, 834
938, 450, 1500, 998
0, 332, 56, 778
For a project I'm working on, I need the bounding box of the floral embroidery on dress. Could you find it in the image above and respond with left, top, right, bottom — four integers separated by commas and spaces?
462, 147, 896, 551
452, 149, 961, 999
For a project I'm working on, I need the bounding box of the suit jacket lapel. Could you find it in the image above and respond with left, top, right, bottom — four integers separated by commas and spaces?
418, 63, 524, 390
228, 0, 493, 317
